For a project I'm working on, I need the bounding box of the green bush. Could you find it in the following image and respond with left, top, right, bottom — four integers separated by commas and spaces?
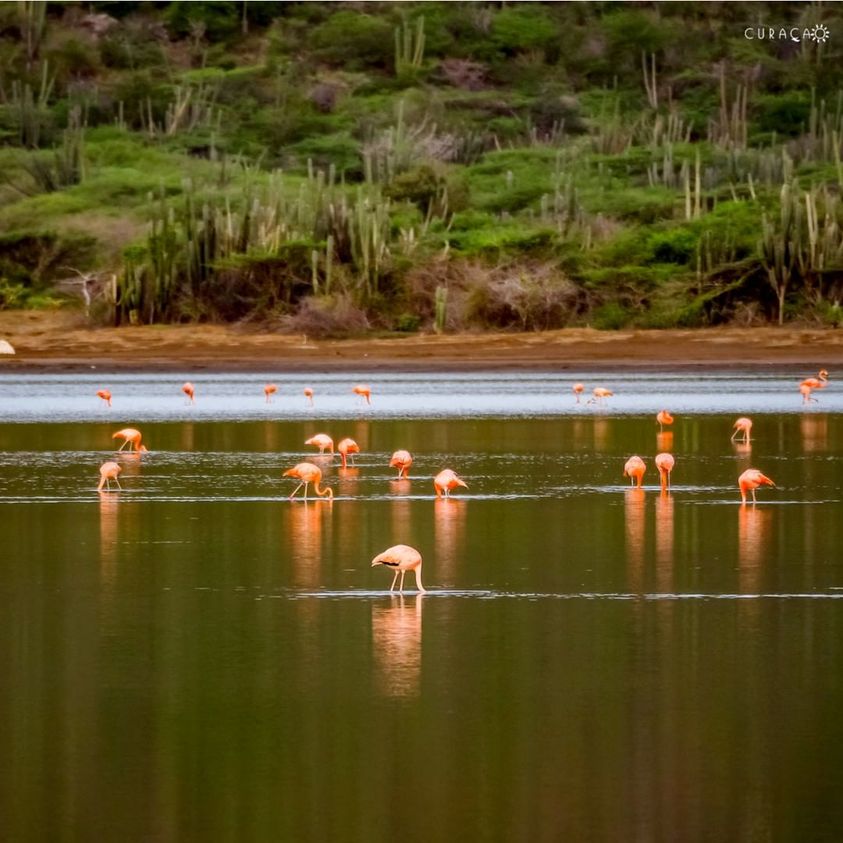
591, 301, 632, 330
490, 7, 558, 56
310, 12, 394, 70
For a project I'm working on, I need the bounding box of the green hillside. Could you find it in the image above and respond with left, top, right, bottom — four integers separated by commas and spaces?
1, 1, 842, 333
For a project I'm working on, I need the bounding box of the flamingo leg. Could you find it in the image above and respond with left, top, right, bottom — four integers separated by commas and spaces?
390, 570, 399, 591
289, 482, 304, 499
399, 571, 406, 593
303, 482, 309, 502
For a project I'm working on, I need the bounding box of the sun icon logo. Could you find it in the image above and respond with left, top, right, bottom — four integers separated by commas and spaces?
811, 23, 831, 43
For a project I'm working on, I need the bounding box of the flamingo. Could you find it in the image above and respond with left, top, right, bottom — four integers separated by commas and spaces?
623, 456, 646, 487
738, 469, 775, 504
305, 433, 333, 454
799, 370, 828, 404
353, 384, 372, 404
656, 410, 674, 431
655, 452, 675, 491
97, 461, 122, 492
731, 417, 752, 443
96, 389, 112, 407
588, 387, 613, 405
182, 382, 195, 404
572, 383, 585, 403
337, 437, 360, 468
304, 387, 314, 406
371, 544, 426, 593
264, 384, 278, 403
433, 469, 467, 499
112, 428, 147, 452
283, 462, 333, 500
389, 450, 413, 479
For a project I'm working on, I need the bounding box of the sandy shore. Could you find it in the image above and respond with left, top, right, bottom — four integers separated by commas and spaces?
0, 311, 840, 372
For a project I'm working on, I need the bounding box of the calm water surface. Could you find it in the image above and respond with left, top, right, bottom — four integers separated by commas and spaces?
1, 373, 842, 841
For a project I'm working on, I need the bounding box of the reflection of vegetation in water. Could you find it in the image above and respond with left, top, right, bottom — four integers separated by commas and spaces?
1, 2, 843, 330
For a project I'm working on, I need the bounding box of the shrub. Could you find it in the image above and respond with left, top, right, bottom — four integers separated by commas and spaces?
310, 12, 394, 70
591, 301, 632, 329
490, 7, 558, 56
279, 294, 370, 338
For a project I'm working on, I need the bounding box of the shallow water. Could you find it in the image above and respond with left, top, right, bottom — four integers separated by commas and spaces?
0, 369, 840, 420
1, 374, 842, 840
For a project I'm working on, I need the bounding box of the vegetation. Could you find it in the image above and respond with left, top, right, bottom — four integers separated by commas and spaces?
1, 2, 842, 331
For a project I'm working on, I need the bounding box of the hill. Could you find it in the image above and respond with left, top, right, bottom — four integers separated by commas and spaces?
1, 1, 842, 335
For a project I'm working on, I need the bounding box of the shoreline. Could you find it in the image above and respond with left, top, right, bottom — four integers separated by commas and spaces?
0, 312, 840, 373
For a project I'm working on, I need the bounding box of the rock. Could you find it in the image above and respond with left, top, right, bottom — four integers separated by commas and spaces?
0, 340, 15, 355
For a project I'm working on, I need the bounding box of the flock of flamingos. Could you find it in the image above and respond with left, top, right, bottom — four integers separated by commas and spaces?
91, 369, 831, 594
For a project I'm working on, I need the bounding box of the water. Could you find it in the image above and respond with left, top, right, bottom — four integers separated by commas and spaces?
1, 373, 842, 840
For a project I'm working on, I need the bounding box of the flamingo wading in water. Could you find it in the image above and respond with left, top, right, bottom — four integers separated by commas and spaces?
284, 462, 334, 500
389, 450, 413, 479
181, 382, 195, 404
264, 384, 278, 403
588, 387, 613, 405
96, 389, 112, 407
371, 544, 426, 593
731, 417, 752, 443
433, 469, 467, 498
655, 452, 675, 491
353, 384, 372, 404
738, 469, 775, 504
97, 461, 122, 492
337, 438, 360, 468
572, 383, 585, 403
656, 410, 674, 431
623, 456, 646, 488
304, 387, 314, 406
112, 428, 147, 452
305, 434, 334, 454
800, 370, 829, 404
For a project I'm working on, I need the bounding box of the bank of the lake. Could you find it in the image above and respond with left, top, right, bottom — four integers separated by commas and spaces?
0, 311, 841, 373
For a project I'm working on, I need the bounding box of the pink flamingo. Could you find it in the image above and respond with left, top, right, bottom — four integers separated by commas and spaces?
112, 428, 147, 453
623, 456, 646, 487
738, 469, 775, 504
264, 384, 278, 403
97, 461, 122, 492
371, 544, 426, 593
656, 410, 674, 431
337, 437, 360, 468
96, 389, 112, 407
182, 382, 195, 404
731, 417, 752, 443
283, 462, 333, 500
655, 452, 675, 491
389, 450, 413, 479
433, 469, 467, 499
353, 384, 372, 404
304, 387, 314, 406
572, 383, 585, 403
305, 433, 333, 454
799, 370, 828, 404
588, 387, 613, 405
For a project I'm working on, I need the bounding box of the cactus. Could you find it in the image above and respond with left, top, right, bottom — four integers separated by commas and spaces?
395, 16, 425, 75
434, 284, 448, 333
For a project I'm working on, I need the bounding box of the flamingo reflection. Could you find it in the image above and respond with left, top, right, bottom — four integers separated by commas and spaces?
738, 505, 771, 593
624, 487, 646, 592
98, 491, 120, 584
372, 595, 424, 698
800, 414, 828, 453
656, 431, 673, 453
284, 501, 326, 588
654, 492, 674, 592
434, 497, 467, 582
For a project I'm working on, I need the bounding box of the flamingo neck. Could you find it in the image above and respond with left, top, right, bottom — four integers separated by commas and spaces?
315, 483, 333, 499
414, 567, 426, 593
